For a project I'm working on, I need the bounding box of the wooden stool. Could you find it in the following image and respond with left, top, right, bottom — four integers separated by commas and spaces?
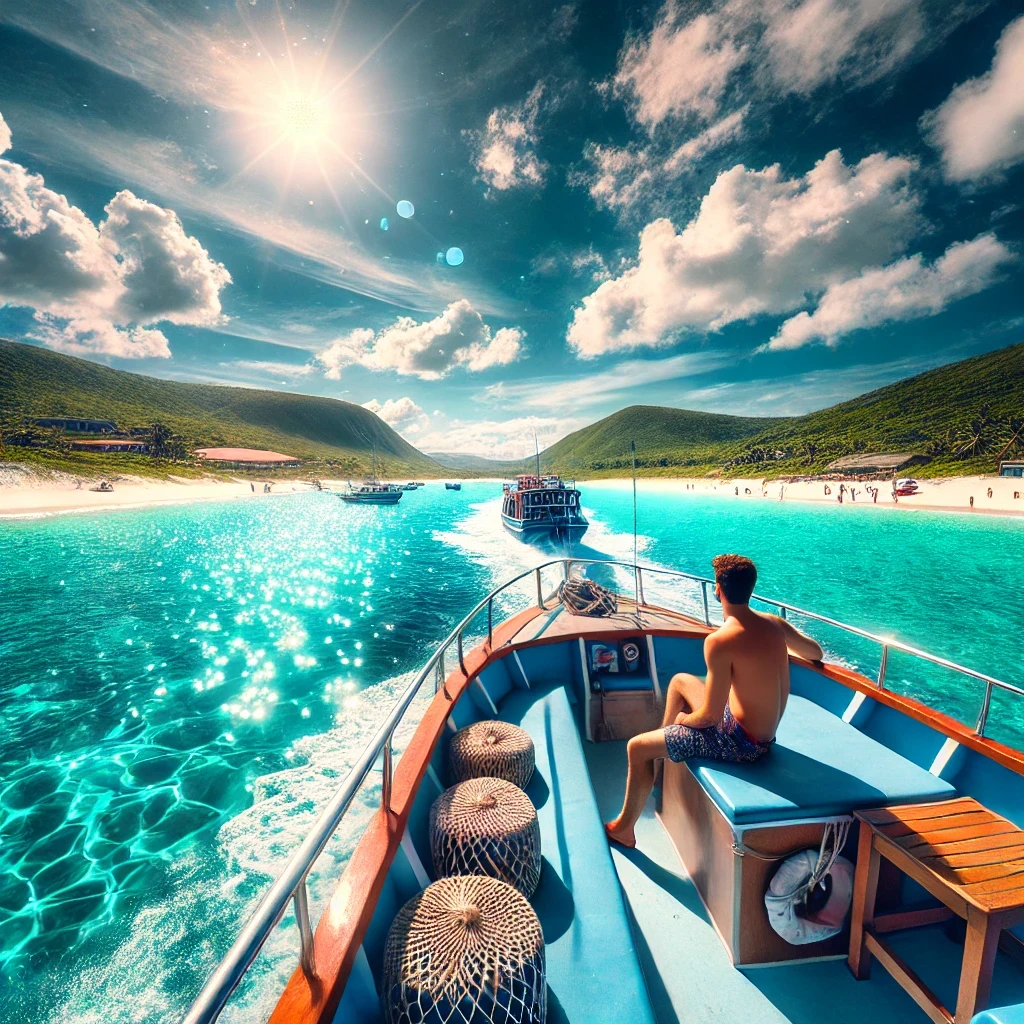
849, 797, 1024, 1023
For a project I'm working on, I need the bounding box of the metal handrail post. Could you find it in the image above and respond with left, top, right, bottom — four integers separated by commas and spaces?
701, 581, 710, 625
487, 598, 493, 648
977, 681, 994, 736
381, 733, 393, 813
636, 567, 645, 606
294, 882, 315, 977
877, 644, 889, 689
535, 567, 545, 608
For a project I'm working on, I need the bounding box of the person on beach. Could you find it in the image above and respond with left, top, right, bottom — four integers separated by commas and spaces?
605, 555, 824, 850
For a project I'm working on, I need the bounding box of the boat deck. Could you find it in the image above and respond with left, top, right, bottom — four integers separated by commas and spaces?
503, 599, 709, 649
583, 739, 1024, 1024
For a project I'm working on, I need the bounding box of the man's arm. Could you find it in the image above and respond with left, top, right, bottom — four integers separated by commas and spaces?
675, 635, 732, 729
766, 614, 824, 662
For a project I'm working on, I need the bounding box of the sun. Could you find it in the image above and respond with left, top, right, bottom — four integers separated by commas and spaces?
269, 90, 334, 149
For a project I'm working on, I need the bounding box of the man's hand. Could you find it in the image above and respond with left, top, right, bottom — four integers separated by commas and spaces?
675, 712, 688, 725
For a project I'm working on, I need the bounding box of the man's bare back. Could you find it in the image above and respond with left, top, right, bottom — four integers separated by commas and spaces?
708, 610, 820, 742
605, 554, 823, 850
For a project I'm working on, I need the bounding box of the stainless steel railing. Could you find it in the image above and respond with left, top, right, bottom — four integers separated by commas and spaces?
182, 558, 1018, 1024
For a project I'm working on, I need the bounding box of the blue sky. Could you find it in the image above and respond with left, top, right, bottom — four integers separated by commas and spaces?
1, 0, 1022, 458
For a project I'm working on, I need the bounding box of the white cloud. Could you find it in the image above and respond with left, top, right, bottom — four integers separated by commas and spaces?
578, 144, 656, 213
768, 234, 1015, 350
578, 107, 747, 217
30, 313, 171, 359
758, 0, 925, 96
664, 106, 748, 173
568, 149, 920, 356
480, 350, 733, 410
222, 359, 314, 378
0, 110, 230, 359
467, 84, 547, 191
614, 7, 746, 127
317, 300, 524, 380
922, 15, 1024, 183
415, 415, 582, 461
361, 397, 430, 435
0, 112, 11, 155
609, 1, 989, 134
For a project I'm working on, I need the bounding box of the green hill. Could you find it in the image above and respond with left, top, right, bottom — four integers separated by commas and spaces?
0, 340, 441, 476
535, 343, 1024, 478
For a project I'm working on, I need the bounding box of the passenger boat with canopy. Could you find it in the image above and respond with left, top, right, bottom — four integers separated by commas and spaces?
501, 475, 588, 545
183, 559, 1024, 1024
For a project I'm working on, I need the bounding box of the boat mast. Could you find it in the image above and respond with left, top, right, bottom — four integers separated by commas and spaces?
535, 433, 541, 478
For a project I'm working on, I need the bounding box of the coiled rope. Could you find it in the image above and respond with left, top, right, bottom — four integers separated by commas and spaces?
557, 575, 618, 617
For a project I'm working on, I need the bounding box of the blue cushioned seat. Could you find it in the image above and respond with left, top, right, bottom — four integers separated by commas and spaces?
498, 685, 656, 1024
692, 694, 957, 825
973, 1006, 1024, 1023
597, 673, 652, 692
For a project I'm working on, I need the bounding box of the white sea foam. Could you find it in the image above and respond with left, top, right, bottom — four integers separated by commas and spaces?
50, 670, 432, 1024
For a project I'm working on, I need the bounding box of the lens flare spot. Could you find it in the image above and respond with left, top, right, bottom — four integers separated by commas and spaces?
396, 200, 414, 218
445, 247, 464, 267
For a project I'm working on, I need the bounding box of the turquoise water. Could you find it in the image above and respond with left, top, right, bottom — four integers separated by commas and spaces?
1, 482, 1021, 1022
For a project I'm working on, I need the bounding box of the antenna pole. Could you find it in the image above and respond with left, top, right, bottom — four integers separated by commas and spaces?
632, 441, 641, 622
535, 433, 540, 477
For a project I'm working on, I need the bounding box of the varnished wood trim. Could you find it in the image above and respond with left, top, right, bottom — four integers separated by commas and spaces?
863, 931, 952, 1024
266, 603, 545, 1024
873, 907, 954, 933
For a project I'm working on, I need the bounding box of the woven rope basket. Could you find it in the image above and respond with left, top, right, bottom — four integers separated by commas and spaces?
382, 875, 546, 1024
430, 778, 542, 898
449, 721, 535, 790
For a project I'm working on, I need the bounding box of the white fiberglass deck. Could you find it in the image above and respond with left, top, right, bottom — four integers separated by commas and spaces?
584, 739, 1024, 1024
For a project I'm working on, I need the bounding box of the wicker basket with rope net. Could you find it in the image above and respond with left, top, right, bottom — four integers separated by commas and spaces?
449, 721, 535, 790
430, 778, 542, 898
382, 874, 546, 1024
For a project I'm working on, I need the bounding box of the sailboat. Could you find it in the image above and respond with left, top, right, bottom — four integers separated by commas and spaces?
338, 446, 403, 505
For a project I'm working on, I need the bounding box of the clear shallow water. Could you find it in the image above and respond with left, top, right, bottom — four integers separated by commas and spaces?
1, 482, 1021, 1022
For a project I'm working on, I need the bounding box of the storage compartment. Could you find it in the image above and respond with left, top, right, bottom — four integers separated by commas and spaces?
580, 636, 663, 741
658, 760, 854, 965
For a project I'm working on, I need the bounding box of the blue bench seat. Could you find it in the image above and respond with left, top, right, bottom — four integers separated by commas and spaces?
692, 694, 957, 825
497, 684, 656, 1024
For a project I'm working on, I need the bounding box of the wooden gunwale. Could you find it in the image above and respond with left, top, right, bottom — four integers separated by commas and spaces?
268, 603, 1024, 1024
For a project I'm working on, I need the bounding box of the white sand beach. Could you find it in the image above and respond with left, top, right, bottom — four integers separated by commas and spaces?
589, 473, 1024, 517
0, 465, 318, 518
2, 465, 1022, 519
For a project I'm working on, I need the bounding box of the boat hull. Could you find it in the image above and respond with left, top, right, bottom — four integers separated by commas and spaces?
500, 512, 588, 545
338, 492, 402, 505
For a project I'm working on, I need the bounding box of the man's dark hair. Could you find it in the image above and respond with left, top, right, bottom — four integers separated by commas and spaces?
712, 554, 757, 605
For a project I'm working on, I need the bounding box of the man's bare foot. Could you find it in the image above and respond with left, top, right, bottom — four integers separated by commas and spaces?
605, 821, 636, 849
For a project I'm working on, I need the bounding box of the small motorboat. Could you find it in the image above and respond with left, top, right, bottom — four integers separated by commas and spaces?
445, 482, 462, 491
894, 477, 920, 496
89, 480, 114, 493
338, 482, 403, 505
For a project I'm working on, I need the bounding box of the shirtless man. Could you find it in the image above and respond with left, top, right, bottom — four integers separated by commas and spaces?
605, 554, 823, 849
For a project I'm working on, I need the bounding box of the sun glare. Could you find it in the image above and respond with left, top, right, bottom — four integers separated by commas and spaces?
273, 91, 333, 148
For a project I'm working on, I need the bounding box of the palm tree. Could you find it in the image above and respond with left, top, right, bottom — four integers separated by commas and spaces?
149, 422, 173, 457
994, 417, 1024, 463
954, 406, 996, 460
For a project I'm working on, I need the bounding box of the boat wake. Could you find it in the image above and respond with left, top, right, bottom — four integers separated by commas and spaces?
50, 671, 431, 1024
434, 496, 714, 624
